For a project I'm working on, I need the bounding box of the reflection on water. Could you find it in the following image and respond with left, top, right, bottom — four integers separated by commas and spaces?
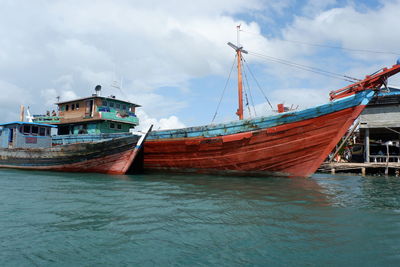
1, 169, 400, 266
315, 173, 400, 209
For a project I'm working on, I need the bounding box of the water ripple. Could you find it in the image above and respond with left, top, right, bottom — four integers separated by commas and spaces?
1, 169, 400, 266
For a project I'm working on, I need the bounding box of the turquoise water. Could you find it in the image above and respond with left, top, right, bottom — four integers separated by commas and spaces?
1, 170, 400, 266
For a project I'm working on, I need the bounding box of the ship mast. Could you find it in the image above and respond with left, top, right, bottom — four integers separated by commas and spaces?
228, 25, 248, 120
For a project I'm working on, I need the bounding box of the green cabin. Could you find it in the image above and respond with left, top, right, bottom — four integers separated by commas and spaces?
33, 85, 140, 135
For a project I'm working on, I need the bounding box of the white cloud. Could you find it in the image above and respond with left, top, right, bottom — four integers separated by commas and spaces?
136, 110, 185, 131
0, 80, 33, 121
301, 0, 338, 16
0, 0, 274, 124
281, 1, 400, 63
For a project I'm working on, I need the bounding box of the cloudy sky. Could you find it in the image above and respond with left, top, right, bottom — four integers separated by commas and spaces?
1, 0, 400, 130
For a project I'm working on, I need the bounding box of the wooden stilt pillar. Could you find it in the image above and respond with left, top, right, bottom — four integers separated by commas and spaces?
365, 128, 370, 163
361, 167, 366, 176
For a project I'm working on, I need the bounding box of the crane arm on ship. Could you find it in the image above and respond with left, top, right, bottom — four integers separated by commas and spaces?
330, 61, 400, 101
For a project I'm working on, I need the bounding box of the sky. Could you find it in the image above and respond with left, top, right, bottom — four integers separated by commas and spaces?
1, 0, 400, 130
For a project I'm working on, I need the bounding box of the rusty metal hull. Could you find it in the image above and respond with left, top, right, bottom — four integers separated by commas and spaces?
144, 90, 375, 178
0, 135, 141, 174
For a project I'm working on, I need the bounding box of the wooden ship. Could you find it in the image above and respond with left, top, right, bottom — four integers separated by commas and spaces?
0, 86, 150, 174
143, 28, 400, 178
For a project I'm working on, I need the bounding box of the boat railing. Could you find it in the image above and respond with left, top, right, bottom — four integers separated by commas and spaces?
33, 115, 61, 123
369, 155, 400, 163
52, 132, 133, 145
97, 107, 137, 117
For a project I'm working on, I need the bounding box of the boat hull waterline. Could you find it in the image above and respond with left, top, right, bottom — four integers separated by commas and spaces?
0, 135, 141, 174
144, 90, 374, 178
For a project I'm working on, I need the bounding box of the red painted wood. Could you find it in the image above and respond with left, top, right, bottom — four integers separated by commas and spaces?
1, 147, 140, 175
144, 105, 366, 178
330, 63, 400, 100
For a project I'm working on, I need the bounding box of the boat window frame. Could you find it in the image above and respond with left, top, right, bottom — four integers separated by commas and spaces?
31, 125, 39, 135
39, 127, 46, 136
117, 124, 122, 130
22, 125, 31, 135
110, 122, 115, 129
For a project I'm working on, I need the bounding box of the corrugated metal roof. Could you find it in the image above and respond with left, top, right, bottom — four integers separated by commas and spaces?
0, 121, 57, 128
56, 95, 141, 107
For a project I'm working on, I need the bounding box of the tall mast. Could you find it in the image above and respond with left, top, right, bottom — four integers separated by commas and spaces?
236, 25, 244, 120
228, 25, 247, 120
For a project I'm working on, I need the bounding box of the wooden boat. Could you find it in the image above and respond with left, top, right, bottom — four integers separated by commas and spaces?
144, 32, 400, 178
0, 121, 151, 174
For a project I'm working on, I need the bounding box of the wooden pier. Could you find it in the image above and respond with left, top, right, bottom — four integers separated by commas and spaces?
318, 162, 400, 176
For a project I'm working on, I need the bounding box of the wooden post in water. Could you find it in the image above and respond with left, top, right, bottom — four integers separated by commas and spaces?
365, 128, 370, 163
385, 143, 390, 176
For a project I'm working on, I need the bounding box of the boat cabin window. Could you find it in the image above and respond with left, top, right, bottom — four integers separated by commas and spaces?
102, 100, 108, 106
66, 104, 69, 111
22, 125, 30, 134
122, 104, 126, 110
109, 102, 114, 108
76, 103, 79, 109
39, 127, 46, 136
19, 125, 50, 136
71, 104, 75, 110
110, 123, 115, 129
116, 103, 120, 109
32, 126, 39, 135
117, 124, 122, 130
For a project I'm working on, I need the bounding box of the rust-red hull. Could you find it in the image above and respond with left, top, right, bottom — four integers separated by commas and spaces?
0, 135, 142, 175
144, 105, 366, 178
0, 148, 140, 175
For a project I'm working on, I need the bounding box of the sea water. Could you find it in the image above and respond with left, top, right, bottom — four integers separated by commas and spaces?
1, 169, 400, 266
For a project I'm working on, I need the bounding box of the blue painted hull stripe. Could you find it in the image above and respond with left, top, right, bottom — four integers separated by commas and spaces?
148, 90, 375, 140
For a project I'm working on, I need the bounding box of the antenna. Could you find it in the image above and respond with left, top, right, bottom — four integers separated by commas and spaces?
237, 24, 241, 47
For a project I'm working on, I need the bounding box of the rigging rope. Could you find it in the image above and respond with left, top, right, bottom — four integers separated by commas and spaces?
211, 54, 237, 123
243, 87, 252, 118
247, 51, 359, 83
241, 58, 257, 116
240, 29, 400, 56
242, 57, 274, 110
279, 39, 400, 56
